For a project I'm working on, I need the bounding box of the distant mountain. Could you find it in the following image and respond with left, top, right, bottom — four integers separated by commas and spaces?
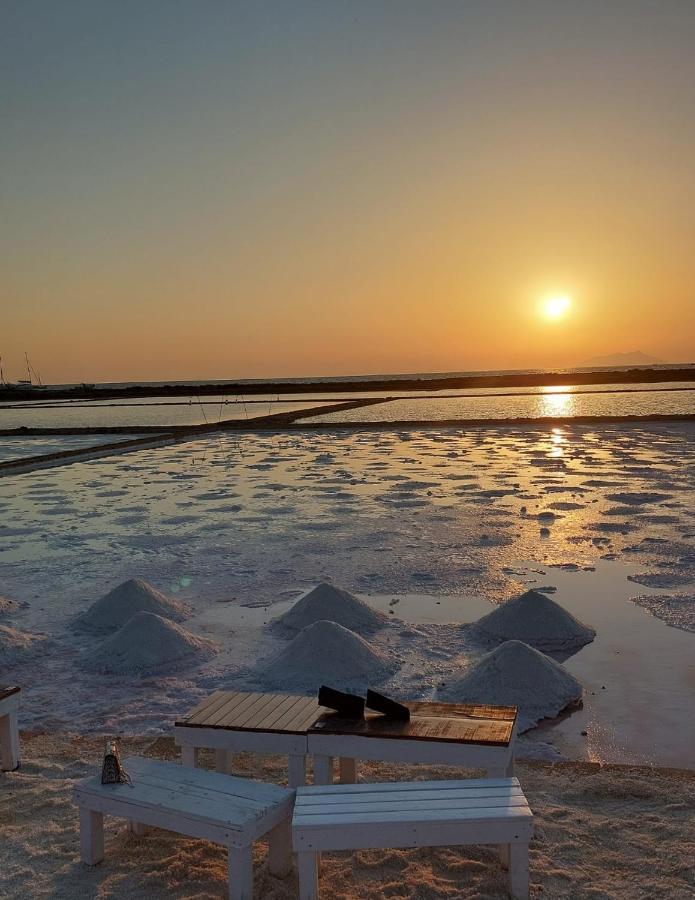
579, 351, 665, 368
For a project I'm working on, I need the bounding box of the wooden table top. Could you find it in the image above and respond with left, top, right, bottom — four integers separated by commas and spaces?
310, 701, 516, 746
0, 685, 20, 702
176, 691, 516, 746
175, 691, 329, 735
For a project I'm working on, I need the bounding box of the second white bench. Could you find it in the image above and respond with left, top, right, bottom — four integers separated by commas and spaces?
292, 776, 533, 899
73, 756, 294, 899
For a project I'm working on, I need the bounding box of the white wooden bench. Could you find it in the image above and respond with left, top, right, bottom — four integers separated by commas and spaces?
73, 756, 294, 899
292, 777, 533, 899
0, 685, 20, 772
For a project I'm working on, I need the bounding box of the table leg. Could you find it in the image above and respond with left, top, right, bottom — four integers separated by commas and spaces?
297, 851, 319, 900
181, 745, 199, 768
215, 749, 231, 774
267, 818, 292, 877
312, 755, 333, 785
288, 753, 307, 787
79, 808, 104, 865
0, 711, 20, 771
228, 845, 254, 900
339, 757, 357, 784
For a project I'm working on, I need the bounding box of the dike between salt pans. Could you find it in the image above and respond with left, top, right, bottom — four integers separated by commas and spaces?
80, 611, 218, 675
74, 579, 192, 633
262, 619, 394, 690
473, 589, 595, 656
274, 582, 389, 634
439, 639, 583, 731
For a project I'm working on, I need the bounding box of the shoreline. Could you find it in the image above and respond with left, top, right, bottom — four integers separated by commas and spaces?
2, 365, 694, 403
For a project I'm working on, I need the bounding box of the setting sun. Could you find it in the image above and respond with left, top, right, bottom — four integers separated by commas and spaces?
542, 295, 572, 320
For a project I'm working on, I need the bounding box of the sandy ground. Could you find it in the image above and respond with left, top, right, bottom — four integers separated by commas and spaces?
1, 731, 693, 899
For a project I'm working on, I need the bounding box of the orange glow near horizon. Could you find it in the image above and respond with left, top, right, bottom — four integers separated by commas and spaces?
2, 5, 694, 383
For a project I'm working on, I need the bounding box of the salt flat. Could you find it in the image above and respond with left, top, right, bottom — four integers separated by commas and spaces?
0, 422, 693, 766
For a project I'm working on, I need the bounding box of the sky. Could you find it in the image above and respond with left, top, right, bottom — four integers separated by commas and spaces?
2, 1, 694, 383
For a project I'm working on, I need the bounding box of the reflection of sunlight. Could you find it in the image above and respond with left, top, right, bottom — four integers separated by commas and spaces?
550, 426, 566, 457
540, 389, 574, 418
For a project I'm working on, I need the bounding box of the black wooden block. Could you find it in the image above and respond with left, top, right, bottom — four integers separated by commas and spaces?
366, 689, 410, 720
318, 685, 365, 718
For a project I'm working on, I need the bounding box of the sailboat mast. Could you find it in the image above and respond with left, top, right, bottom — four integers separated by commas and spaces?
25, 351, 32, 384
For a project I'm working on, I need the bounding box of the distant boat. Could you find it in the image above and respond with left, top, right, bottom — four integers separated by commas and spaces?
0, 353, 48, 390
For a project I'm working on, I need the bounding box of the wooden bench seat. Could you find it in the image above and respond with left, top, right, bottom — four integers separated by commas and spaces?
0, 685, 20, 771
73, 756, 294, 899
292, 777, 533, 899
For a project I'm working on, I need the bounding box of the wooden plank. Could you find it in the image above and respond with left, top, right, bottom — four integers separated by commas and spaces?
309, 711, 513, 746
294, 805, 533, 828
293, 813, 533, 853
232, 693, 283, 729
297, 786, 524, 807
252, 694, 298, 730
296, 796, 530, 817
183, 691, 244, 726
271, 696, 319, 733
296, 777, 519, 798
407, 701, 517, 721
177, 690, 226, 723
207, 692, 265, 727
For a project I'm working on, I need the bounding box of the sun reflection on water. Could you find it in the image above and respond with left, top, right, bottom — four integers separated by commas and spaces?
540, 386, 575, 418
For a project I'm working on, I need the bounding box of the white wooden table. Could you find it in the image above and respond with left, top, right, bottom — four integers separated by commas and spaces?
308, 701, 518, 785
174, 691, 327, 787
292, 777, 533, 899
74, 755, 294, 900
0, 685, 20, 771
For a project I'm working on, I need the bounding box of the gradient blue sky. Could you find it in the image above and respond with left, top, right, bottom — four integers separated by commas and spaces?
2, 1, 694, 381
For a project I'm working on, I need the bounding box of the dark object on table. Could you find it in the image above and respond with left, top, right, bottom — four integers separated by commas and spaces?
318, 686, 365, 718
366, 689, 410, 720
101, 739, 132, 785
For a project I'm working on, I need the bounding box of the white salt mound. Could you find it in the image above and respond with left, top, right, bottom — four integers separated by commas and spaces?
80, 612, 218, 675
0, 624, 38, 659
274, 582, 389, 634
439, 640, 583, 731
474, 589, 595, 654
75, 579, 192, 633
263, 620, 394, 689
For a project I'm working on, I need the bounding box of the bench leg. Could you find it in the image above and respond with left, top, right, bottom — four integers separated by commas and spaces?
128, 820, 149, 836
312, 755, 333, 785
297, 851, 319, 900
267, 817, 292, 877
181, 745, 199, 768
339, 757, 357, 784
508, 843, 529, 900
288, 754, 307, 787
228, 845, 254, 900
215, 749, 231, 774
498, 843, 509, 869
79, 808, 104, 865
0, 711, 20, 771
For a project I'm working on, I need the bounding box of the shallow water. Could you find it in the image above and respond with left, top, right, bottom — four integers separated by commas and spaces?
304, 388, 695, 422
0, 399, 331, 429
1, 422, 693, 765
